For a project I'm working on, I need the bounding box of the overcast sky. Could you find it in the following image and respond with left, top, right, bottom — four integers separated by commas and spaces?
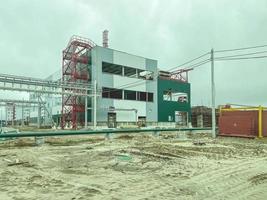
0, 0, 266, 107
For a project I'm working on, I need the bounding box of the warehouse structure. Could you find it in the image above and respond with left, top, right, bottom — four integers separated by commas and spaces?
28, 32, 191, 129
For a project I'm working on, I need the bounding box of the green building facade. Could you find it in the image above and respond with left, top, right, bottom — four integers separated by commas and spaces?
157, 78, 191, 123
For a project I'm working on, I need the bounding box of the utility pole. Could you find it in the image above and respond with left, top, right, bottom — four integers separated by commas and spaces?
0, 108, 2, 129
37, 104, 41, 128
85, 95, 88, 129
211, 48, 216, 138
5, 106, 7, 127
21, 103, 24, 126
93, 79, 97, 129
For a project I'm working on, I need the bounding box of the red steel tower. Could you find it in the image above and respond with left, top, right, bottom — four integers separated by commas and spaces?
61, 36, 95, 129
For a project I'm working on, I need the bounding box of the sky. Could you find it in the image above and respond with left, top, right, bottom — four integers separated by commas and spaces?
0, 0, 267, 107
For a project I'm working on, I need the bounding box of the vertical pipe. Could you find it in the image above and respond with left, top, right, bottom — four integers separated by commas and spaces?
93, 80, 97, 129
258, 105, 263, 138
211, 48, 216, 138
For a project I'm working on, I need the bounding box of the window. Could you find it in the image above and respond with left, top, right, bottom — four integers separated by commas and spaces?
138, 69, 153, 80
110, 89, 122, 99
102, 87, 122, 99
102, 87, 109, 98
172, 92, 188, 102
124, 66, 137, 78
102, 62, 123, 75
163, 91, 172, 101
102, 62, 154, 81
147, 92, 153, 102
138, 91, 147, 101
163, 90, 188, 102
102, 87, 153, 102
124, 90, 137, 100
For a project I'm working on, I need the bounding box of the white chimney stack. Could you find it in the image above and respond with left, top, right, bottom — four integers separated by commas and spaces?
103, 30, 109, 48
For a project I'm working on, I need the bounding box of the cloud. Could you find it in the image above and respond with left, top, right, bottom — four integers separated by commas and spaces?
0, 0, 266, 106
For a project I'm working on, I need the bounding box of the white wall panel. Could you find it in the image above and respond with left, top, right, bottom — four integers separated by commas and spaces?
113, 51, 146, 69
113, 75, 146, 91
113, 100, 146, 121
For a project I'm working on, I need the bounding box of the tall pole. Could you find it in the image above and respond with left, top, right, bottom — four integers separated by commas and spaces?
37, 104, 41, 128
85, 95, 88, 129
93, 79, 97, 129
5, 106, 7, 126
211, 48, 216, 138
0, 108, 2, 129
21, 103, 24, 126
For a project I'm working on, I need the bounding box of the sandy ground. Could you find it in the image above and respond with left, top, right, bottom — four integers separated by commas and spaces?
0, 132, 267, 200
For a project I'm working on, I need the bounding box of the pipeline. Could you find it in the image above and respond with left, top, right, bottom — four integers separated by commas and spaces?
0, 127, 211, 138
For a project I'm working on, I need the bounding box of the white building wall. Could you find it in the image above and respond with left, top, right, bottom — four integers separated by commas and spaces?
91, 46, 158, 123
113, 100, 146, 121
113, 51, 146, 69
112, 75, 146, 91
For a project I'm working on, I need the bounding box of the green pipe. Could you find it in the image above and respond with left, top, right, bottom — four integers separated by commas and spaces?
0, 127, 211, 138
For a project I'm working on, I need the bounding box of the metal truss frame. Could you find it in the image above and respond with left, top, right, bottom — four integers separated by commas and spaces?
62, 35, 96, 129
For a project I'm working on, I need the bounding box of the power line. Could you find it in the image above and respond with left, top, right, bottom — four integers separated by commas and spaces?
181, 59, 210, 70
100, 79, 155, 95
215, 44, 267, 53
102, 58, 211, 94
215, 55, 267, 61
99, 45, 267, 95
101, 60, 211, 94
214, 50, 267, 59
168, 52, 210, 72
112, 51, 266, 93
101, 74, 158, 94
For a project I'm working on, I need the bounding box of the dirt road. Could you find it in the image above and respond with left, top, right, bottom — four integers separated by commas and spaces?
0, 133, 267, 200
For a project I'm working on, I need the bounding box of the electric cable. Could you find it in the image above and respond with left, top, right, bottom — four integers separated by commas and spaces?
172, 59, 210, 71
214, 50, 267, 59
215, 55, 267, 61
215, 44, 267, 53
101, 59, 211, 96
167, 52, 210, 72
98, 44, 267, 96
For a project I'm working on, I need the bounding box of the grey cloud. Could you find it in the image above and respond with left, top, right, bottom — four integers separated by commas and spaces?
0, 0, 266, 106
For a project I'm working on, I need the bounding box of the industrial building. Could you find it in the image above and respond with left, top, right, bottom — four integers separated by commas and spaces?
27, 32, 191, 129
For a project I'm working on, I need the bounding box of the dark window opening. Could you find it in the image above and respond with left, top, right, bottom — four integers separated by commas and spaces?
147, 92, 153, 102
102, 87, 122, 99
124, 90, 137, 100
124, 67, 137, 78
138, 91, 147, 101
103, 87, 153, 102
102, 62, 123, 75
102, 87, 109, 98
110, 89, 122, 99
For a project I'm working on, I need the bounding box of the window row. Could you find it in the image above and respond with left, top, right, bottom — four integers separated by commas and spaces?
102, 62, 154, 80
102, 87, 153, 102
